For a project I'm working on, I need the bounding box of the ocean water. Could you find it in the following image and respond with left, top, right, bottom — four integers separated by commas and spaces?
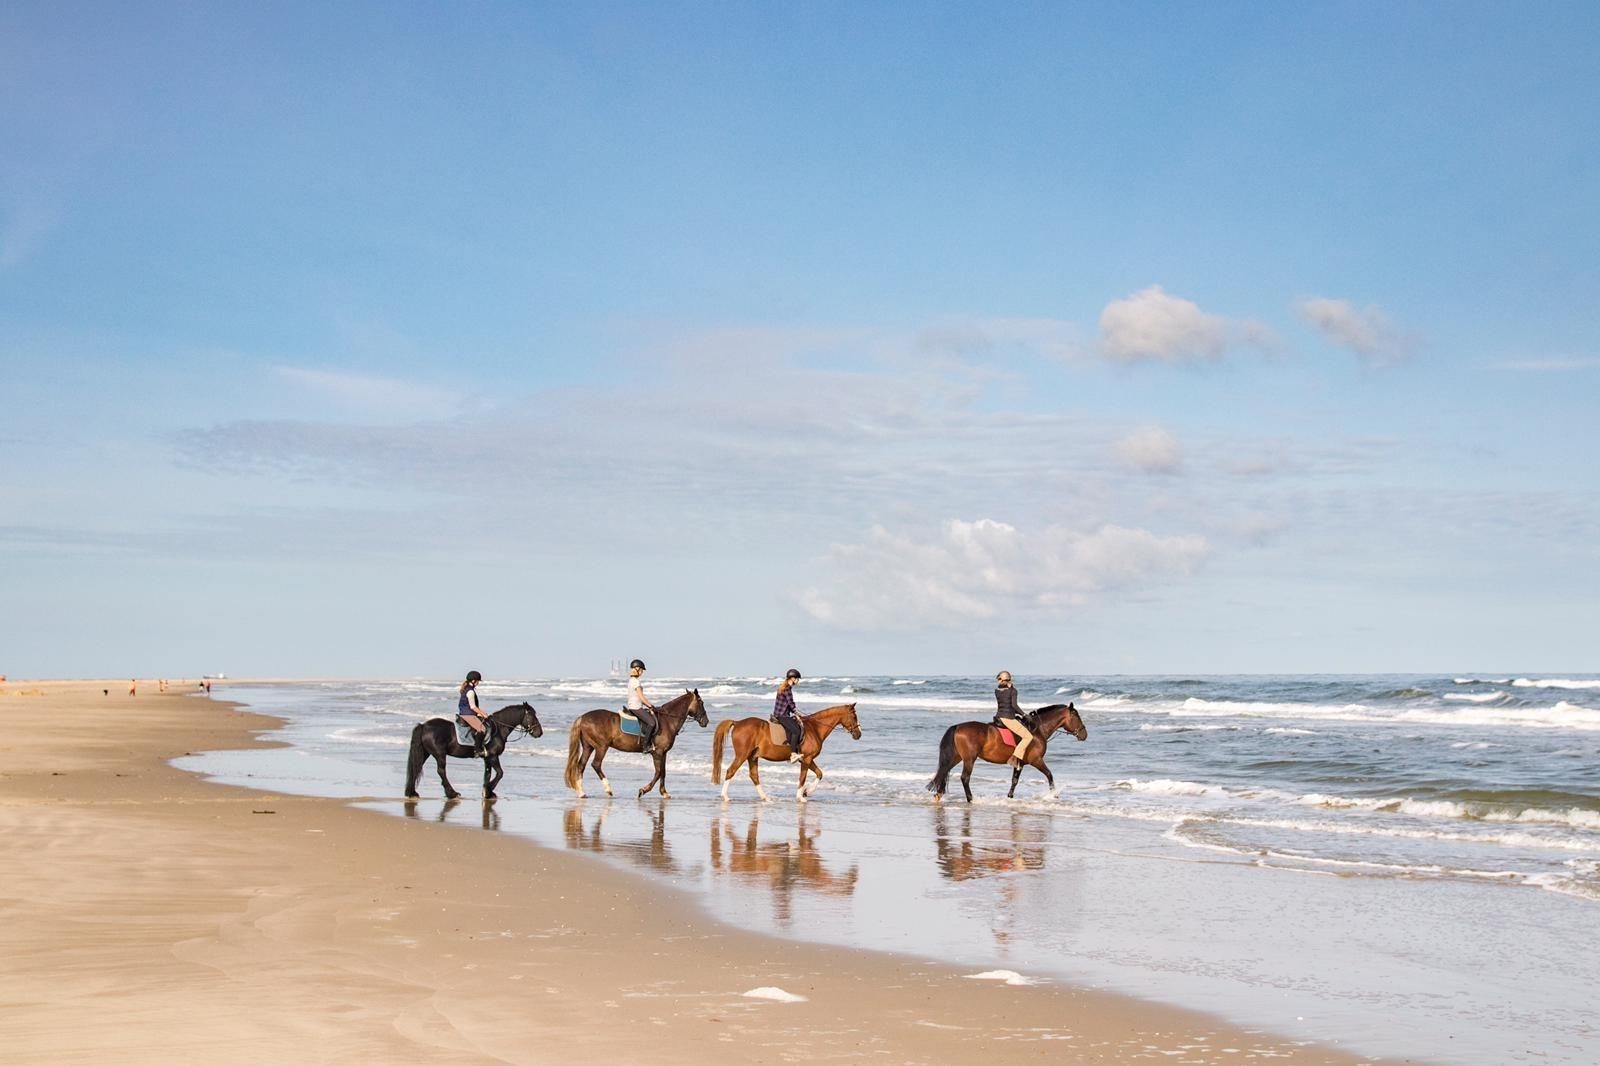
180, 674, 1600, 1064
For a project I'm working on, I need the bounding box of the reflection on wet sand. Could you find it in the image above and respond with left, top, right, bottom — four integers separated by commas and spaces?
933, 806, 1052, 949
561, 799, 682, 874
708, 806, 859, 926
401, 796, 502, 830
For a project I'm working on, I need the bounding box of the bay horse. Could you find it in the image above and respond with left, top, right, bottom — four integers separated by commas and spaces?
926, 702, 1087, 802
711, 703, 862, 802
404, 702, 543, 801
563, 689, 708, 798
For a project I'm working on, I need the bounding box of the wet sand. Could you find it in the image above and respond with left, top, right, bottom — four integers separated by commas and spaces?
0, 680, 1374, 1064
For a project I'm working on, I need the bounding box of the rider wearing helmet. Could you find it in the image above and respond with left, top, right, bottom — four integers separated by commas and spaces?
626, 659, 659, 751
993, 670, 1034, 769
772, 668, 805, 763
458, 670, 489, 758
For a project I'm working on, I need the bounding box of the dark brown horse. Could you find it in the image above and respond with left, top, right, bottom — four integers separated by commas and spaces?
710, 703, 861, 802
926, 702, 1087, 802
563, 689, 707, 798
404, 702, 543, 801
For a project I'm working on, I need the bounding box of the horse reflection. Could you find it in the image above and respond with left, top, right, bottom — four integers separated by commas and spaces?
708, 807, 859, 926
561, 800, 680, 874
932, 806, 1049, 949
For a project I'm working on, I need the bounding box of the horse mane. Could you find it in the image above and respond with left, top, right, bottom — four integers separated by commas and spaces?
654, 690, 700, 718
803, 702, 857, 721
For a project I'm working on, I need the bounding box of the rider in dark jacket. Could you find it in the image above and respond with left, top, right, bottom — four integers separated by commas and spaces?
772, 668, 805, 763
992, 670, 1035, 769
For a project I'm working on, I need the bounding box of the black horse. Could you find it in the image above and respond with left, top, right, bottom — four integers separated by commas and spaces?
404, 702, 543, 800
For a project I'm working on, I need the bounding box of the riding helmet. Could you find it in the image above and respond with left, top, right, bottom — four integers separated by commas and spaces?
466, 670, 483, 683
630, 658, 647, 671
785, 668, 802, 680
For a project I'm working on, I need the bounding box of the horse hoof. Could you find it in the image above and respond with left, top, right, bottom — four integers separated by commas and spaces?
660, 791, 671, 800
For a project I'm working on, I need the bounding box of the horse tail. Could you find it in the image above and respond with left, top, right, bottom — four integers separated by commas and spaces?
927, 724, 958, 795
405, 723, 427, 795
711, 719, 735, 784
563, 716, 587, 791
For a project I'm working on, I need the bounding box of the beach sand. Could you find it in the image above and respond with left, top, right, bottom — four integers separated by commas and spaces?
0, 681, 1373, 1064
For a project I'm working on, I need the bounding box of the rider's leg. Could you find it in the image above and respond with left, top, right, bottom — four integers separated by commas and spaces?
1000, 717, 1031, 769
784, 717, 804, 763
471, 717, 489, 757
636, 706, 657, 750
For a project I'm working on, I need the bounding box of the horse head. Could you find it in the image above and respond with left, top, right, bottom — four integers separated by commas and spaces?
842, 702, 862, 740
518, 702, 544, 738
1059, 702, 1087, 742
686, 688, 709, 728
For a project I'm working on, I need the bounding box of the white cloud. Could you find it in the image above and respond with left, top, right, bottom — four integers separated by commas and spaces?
800, 519, 1206, 630
272, 365, 463, 421
1114, 425, 1182, 474
1099, 286, 1273, 364
1296, 297, 1411, 363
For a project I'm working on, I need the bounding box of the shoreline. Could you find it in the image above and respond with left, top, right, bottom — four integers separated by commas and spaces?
1, 680, 1375, 1063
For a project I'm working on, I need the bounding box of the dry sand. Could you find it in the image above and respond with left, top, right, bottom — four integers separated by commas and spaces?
0, 681, 1377, 1064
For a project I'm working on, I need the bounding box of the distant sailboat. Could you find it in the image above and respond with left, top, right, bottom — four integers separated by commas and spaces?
608, 659, 622, 679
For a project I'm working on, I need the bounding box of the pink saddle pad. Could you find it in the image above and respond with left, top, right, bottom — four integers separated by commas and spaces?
997, 727, 1017, 746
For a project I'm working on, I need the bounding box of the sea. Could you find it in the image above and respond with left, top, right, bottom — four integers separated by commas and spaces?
179, 673, 1600, 1064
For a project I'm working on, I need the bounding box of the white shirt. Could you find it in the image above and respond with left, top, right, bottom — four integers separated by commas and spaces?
626, 675, 645, 711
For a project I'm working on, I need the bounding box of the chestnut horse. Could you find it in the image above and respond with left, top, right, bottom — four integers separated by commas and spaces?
711, 703, 861, 802
926, 702, 1087, 802
563, 689, 707, 798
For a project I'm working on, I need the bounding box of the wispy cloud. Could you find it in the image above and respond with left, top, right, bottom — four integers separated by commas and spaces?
1114, 425, 1183, 475
271, 365, 464, 421
1491, 356, 1600, 372
0, 201, 60, 269
800, 518, 1207, 630
1296, 297, 1412, 363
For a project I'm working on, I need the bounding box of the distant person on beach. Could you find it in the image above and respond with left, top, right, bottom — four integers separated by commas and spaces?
993, 671, 1035, 769
129, 679, 137, 696
625, 659, 659, 749
457, 671, 488, 757
772, 669, 805, 763
204, 681, 212, 696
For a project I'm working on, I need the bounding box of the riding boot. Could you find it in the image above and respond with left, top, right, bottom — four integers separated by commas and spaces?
473, 732, 488, 759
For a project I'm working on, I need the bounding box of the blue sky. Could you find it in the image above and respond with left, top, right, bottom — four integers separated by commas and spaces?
3, 2, 1597, 678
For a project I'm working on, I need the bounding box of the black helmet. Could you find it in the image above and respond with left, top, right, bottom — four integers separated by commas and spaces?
465, 670, 482, 683
785, 668, 801, 680
630, 658, 646, 671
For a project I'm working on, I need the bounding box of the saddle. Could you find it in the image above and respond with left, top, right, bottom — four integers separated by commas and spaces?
768, 721, 792, 747
619, 709, 642, 737
996, 726, 1017, 747
454, 718, 479, 746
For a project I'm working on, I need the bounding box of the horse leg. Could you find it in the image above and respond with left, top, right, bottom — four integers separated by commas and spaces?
1007, 762, 1023, 799
801, 758, 823, 798
748, 753, 771, 803
485, 755, 504, 799
639, 751, 663, 799
434, 751, 459, 801
579, 736, 598, 793
960, 755, 975, 804
1037, 758, 1056, 799
592, 743, 614, 797
795, 757, 809, 801
657, 752, 670, 800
